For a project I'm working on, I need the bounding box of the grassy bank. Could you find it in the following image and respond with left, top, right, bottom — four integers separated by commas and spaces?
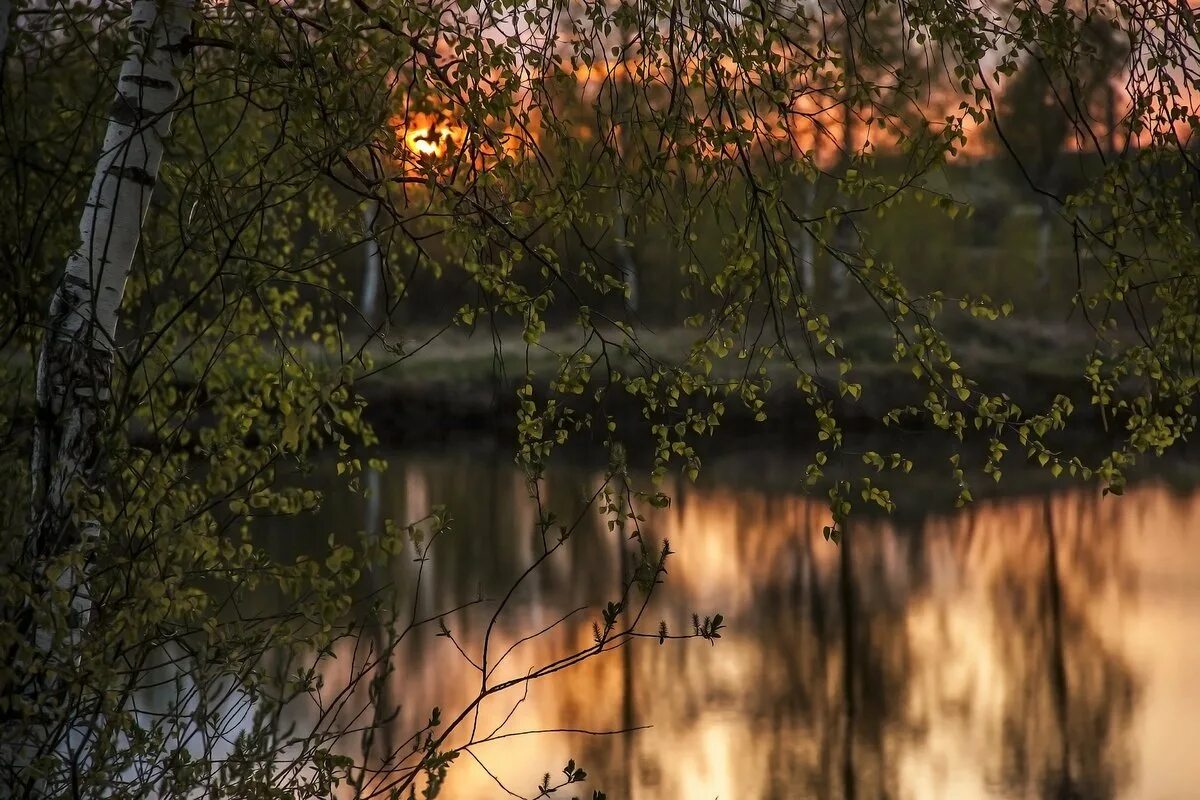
0, 313, 1168, 454
357, 314, 1108, 445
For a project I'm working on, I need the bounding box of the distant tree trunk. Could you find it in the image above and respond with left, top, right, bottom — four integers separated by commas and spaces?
361, 199, 384, 328
794, 181, 817, 295
831, 2, 859, 299
1035, 209, 1054, 287
614, 192, 639, 314
365, 466, 382, 537
838, 522, 857, 800
27, 0, 193, 602
616, 481, 635, 797
613, 27, 639, 316
1105, 79, 1118, 156
1034, 156, 1062, 289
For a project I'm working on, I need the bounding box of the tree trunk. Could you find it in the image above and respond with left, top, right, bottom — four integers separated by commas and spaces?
1105, 79, 1118, 156
1034, 155, 1062, 289
794, 181, 816, 295
614, 194, 639, 314
613, 27, 639, 316
28, 0, 193, 589
361, 199, 384, 328
830, 4, 858, 299
1035, 209, 1053, 288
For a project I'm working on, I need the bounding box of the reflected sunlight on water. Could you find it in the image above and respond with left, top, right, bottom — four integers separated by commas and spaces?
274, 449, 1200, 800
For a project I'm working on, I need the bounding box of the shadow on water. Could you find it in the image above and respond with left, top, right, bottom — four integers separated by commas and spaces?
248, 444, 1199, 800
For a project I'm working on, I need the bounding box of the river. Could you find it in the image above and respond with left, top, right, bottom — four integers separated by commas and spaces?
255, 442, 1200, 800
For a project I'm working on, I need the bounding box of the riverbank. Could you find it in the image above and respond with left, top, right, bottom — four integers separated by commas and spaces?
3, 314, 1183, 462
358, 315, 1111, 444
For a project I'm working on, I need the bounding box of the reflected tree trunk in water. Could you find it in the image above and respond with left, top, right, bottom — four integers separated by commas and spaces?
840, 524, 857, 800
363, 467, 399, 786
985, 492, 1138, 800
1044, 499, 1072, 797
618, 483, 634, 798
802, 520, 836, 796
253, 455, 1167, 799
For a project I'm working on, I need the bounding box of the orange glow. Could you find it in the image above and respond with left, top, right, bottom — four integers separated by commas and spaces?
390, 111, 466, 161
297, 469, 1200, 800
385, 53, 1156, 182
385, 109, 537, 180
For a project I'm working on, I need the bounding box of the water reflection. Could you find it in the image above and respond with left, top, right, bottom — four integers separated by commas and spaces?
282, 447, 1200, 800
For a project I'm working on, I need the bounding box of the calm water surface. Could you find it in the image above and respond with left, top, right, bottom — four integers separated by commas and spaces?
270, 444, 1200, 800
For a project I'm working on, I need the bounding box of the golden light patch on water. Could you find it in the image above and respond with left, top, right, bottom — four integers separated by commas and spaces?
308, 469, 1200, 800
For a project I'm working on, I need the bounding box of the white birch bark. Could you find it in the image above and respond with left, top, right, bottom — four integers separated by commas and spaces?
28, 0, 193, 585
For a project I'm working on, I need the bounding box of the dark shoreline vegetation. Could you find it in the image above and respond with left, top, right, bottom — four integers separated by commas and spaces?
324, 433, 1200, 524
9, 310, 1183, 500
280, 313, 1196, 445
359, 319, 1095, 445
7, 311, 1179, 472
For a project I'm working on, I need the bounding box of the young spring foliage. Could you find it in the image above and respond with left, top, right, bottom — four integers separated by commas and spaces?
1, 0, 1197, 796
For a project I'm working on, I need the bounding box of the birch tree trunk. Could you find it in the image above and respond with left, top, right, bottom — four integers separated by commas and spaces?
28, 0, 193, 587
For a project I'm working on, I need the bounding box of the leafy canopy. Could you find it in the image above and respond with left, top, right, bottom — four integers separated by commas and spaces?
1, 0, 1198, 796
